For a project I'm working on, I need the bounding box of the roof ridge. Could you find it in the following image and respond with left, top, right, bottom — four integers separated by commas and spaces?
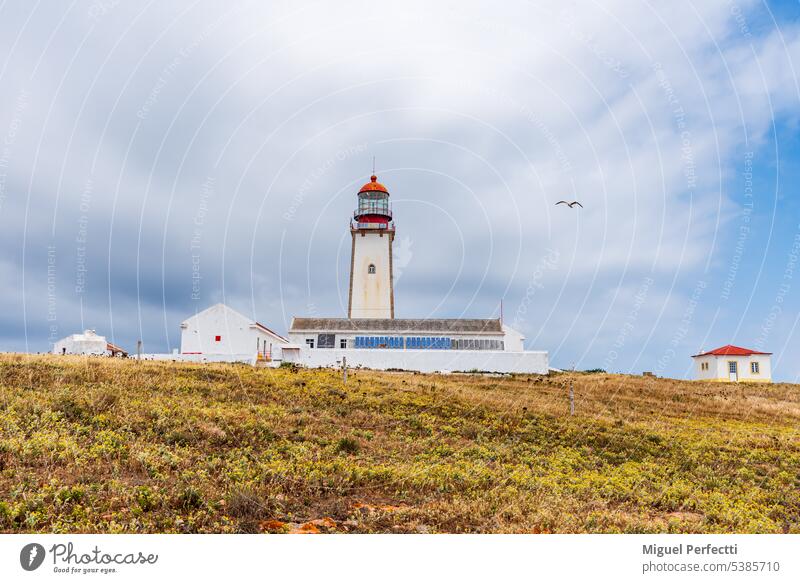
691, 344, 772, 357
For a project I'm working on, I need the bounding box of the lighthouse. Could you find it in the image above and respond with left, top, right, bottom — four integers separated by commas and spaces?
348, 174, 395, 319
288, 168, 549, 373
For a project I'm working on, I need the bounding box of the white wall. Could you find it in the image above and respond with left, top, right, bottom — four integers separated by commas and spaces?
350, 231, 392, 318
53, 333, 107, 356
139, 353, 257, 365
693, 355, 716, 380
286, 347, 549, 374
180, 303, 287, 359
502, 325, 525, 351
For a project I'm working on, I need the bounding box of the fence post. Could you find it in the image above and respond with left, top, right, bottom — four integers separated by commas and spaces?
342, 356, 347, 385
137, 340, 142, 361
569, 364, 575, 416
569, 380, 574, 416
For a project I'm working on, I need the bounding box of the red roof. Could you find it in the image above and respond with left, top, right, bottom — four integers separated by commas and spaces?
106, 342, 128, 356
254, 321, 289, 343
358, 175, 389, 194
691, 344, 771, 357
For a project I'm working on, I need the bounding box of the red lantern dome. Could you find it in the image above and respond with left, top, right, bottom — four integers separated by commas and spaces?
358, 175, 389, 194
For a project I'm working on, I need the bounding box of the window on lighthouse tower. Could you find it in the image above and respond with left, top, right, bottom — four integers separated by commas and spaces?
368, 264, 376, 274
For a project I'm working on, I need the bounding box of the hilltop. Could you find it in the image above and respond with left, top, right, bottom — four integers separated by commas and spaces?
0, 354, 797, 533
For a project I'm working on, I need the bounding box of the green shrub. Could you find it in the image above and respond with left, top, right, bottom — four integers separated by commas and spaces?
134, 486, 158, 513
56, 487, 85, 505
335, 437, 360, 455
177, 487, 203, 510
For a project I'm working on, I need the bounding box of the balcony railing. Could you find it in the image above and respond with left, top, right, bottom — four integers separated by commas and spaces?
353, 221, 393, 230
353, 206, 392, 219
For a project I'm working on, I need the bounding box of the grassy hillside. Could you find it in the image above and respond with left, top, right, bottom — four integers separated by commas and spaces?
0, 354, 798, 533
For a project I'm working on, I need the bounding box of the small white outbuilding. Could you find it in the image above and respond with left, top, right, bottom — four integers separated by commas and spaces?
691, 344, 772, 383
180, 303, 290, 363
53, 330, 108, 356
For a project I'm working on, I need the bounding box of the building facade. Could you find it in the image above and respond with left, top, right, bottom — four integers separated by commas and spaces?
53, 330, 109, 356
180, 303, 290, 363
290, 317, 514, 350
691, 344, 772, 383
286, 317, 546, 373
348, 174, 394, 318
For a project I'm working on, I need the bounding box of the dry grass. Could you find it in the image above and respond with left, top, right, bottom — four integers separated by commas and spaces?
0, 354, 798, 533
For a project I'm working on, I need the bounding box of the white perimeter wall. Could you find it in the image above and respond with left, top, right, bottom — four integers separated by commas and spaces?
139, 353, 258, 365
286, 348, 548, 374
350, 232, 392, 318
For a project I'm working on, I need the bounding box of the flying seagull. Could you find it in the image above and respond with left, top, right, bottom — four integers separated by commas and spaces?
556, 200, 583, 208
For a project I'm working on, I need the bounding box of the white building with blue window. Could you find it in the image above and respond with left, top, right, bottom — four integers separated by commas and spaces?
284, 172, 548, 375
286, 317, 545, 374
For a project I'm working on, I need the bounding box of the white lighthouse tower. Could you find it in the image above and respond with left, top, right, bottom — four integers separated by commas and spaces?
348, 173, 395, 319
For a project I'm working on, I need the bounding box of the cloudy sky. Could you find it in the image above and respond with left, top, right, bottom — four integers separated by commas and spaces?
0, 1, 798, 379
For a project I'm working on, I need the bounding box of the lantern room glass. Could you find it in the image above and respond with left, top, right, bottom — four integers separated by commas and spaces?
357, 192, 389, 216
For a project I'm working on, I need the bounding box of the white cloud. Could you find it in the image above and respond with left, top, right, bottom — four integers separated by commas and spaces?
0, 1, 798, 375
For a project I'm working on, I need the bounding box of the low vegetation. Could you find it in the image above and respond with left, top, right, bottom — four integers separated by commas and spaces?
0, 354, 798, 533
